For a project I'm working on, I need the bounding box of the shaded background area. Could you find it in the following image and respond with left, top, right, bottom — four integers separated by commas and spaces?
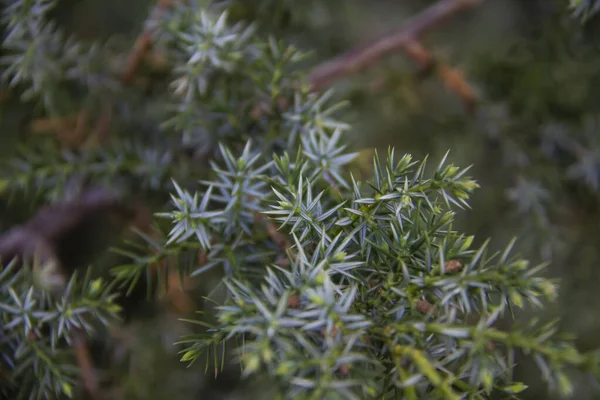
3, 0, 600, 398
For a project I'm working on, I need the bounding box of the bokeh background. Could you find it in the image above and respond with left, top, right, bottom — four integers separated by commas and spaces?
3, 0, 600, 398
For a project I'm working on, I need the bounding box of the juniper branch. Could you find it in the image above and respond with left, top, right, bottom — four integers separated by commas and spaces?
309, 0, 483, 92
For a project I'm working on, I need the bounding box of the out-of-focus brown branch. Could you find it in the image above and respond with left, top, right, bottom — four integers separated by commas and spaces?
122, 32, 154, 86
86, 105, 113, 147
73, 329, 99, 398
0, 188, 132, 264
122, 0, 176, 86
29, 106, 113, 149
309, 0, 483, 106
167, 267, 197, 313
92, 0, 176, 147
403, 40, 477, 112
248, 195, 297, 266
123, 200, 199, 313
30, 113, 87, 148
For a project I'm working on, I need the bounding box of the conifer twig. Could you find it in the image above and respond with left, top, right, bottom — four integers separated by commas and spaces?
403, 39, 477, 112
93, 0, 177, 149
29, 107, 113, 149
0, 188, 132, 268
122, 0, 176, 86
86, 105, 113, 147
309, 0, 483, 94
72, 328, 99, 398
249, 197, 297, 264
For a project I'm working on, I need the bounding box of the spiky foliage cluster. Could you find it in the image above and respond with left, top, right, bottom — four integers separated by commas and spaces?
0, 259, 120, 399
1, 0, 600, 399
0, 0, 359, 397
570, 0, 600, 21
1, 0, 118, 115
156, 140, 600, 399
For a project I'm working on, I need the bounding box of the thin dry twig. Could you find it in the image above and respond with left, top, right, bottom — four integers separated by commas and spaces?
0, 188, 132, 264
88, 0, 175, 146
309, 0, 483, 93
122, 0, 176, 86
72, 329, 100, 398
166, 268, 197, 313
127, 199, 212, 314
85, 105, 114, 148
403, 39, 477, 112
251, 206, 297, 265
30, 114, 86, 147
29, 106, 113, 149
259, 213, 297, 263
122, 31, 154, 86
123, 200, 198, 313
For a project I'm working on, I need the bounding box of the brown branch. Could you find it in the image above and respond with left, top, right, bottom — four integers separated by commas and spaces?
110, 1, 177, 147
403, 40, 477, 113
85, 105, 114, 148
166, 268, 196, 313
30, 114, 86, 148
309, 0, 483, 94
122, 200, 199, 313
243, 194, 296, 264
0, 188, 133, 265
122, 32, 153, 86
72, 329, 99, 398
252, 208, 297, 266
29, 107, 113, 149
121, 0, 176, 86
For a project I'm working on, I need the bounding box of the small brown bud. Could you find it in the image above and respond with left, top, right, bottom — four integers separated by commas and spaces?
275, 256, 290, 267
444, 260, 463, 273
288, 295, 300, 309
277, 96, 289, 110
416, 299, 434, 315
339, 364, 349, 375
321, 326, 339, 337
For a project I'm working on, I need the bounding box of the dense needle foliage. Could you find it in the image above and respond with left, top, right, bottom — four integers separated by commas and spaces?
1, 0, 600, 399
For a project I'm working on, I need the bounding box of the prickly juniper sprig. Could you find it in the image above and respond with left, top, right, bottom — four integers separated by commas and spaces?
0, 259, 121, 400
162, 141, 600, 398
